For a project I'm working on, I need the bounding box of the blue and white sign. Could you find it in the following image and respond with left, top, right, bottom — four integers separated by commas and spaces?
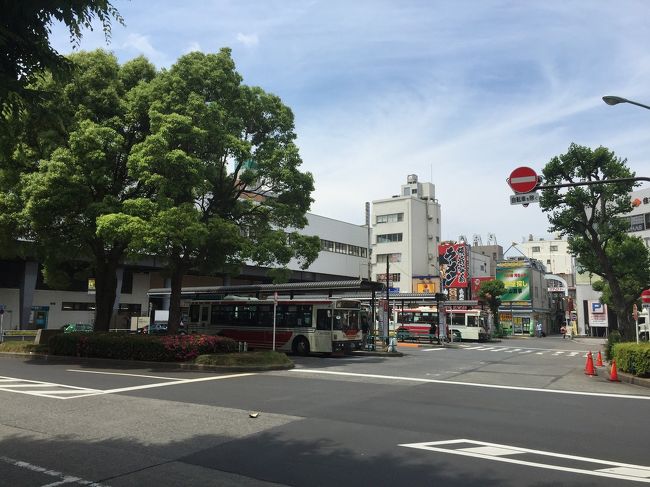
591, 302, 604, 314
388, 287, 400, 293
588, 300, 608, 327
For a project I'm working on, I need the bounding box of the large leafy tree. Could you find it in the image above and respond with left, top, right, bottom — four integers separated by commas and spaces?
478, 279, 505, 334
99, 49, 320, 332
540, 143, 650, 339
18, 50, 156, 331
1, 1, 123, 163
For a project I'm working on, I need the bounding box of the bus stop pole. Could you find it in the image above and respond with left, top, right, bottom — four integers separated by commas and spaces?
273, 292, 277, 351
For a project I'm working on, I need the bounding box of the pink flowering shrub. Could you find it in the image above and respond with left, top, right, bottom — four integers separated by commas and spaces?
49, 333, 238, 362
159, 334, 238, 361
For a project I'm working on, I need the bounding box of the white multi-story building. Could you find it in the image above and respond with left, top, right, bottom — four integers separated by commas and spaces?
515, 235, 574, 277
371, 175, 442, 293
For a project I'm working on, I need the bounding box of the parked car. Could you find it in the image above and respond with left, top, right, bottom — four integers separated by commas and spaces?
137, 322, 187, 335
63, 323, 94, 333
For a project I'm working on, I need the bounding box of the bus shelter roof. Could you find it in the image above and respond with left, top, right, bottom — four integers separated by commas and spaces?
147, 279, 385, 298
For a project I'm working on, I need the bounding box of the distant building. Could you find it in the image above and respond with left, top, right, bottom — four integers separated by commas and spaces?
496, 257, 552, 336
371, 174, 442, 293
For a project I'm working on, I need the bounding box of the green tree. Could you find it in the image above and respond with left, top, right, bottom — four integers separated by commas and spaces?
0, 1, 124, 164
478, 279, 505, 335
540, 143, 650, 338
18, 50, 156, 331
589, 235, 650, 322
99, 49, 320, 332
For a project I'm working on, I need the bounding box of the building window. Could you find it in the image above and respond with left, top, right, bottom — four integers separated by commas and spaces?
61, 302, 96, 311
376, 253, 402, 263
547, 259, 551, 264
377, 233, 403, 244
376, 213, 404, 224
550, 245, 558, 252
320, 239, 367, 257
532, 246, 540, 252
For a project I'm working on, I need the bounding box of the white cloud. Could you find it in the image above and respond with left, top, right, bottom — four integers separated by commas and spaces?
184, 41, 202, 53
121, 33, 168, 66
236, 32, 259, 47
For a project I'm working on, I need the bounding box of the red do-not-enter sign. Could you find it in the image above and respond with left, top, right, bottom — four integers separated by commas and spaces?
508, 166, 539, 193
641, 289, 650, 304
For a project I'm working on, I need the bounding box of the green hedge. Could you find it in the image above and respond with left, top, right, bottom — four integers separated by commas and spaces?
48, 333, 238, 362
612, 342, 650, 377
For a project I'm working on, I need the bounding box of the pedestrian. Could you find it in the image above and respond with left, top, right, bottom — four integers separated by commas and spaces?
429, 323, 438, 344
560, 325, 566, 339
361, 314, 370, 349
536, 322, 543, 338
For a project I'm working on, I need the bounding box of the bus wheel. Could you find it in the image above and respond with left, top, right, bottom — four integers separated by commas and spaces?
293, 336, 310, 356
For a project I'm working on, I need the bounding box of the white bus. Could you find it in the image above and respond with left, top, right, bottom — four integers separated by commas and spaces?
446, 308, 489, 341
186, 296, 364, 355
395, 306, 488, 342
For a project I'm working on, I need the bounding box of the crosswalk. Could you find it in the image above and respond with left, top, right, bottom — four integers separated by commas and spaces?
453, 345, 586, 357
0, 375, 103, 399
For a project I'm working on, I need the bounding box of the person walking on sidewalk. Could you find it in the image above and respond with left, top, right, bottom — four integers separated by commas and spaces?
536, 322, 543, 338
560, 325, 567, 339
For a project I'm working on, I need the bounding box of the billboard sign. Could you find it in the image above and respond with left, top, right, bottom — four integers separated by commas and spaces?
496, 263, 530, 302
471, 277, 493, 298
438, 243, 470, 288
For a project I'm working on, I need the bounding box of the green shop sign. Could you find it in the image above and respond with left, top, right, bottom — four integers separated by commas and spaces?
496, 266, 530, 301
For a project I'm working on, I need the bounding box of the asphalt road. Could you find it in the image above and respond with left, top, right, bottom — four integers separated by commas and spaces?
1, 336, 649, 486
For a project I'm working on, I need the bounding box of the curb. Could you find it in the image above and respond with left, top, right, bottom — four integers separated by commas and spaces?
607, 364, 650, 389
0, 351, 295, 373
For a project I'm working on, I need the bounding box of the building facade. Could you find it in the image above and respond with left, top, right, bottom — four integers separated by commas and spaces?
496, 257, 552, 336
371, 174, 442, 293
0, 212, 371, 330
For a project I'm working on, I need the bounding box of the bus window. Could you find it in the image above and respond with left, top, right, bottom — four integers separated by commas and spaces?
334, 310, 359, 331
450, 314, 465, 327
467, 315, 478, 327
317, 309, 331, 330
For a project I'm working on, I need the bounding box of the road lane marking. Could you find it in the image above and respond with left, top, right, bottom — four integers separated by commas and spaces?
0, 373, 256, 400
399, 439, 650, 483
67, 369, 182, 380
0, 455, 108, 486
66, 372, 257, 399
421, 348, 446, 352
290, 369, 650, 400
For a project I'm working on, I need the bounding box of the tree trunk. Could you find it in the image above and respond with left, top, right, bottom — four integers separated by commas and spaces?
167, 260, 187, 334
94, 259, 118, 332
92, 245, 124, 332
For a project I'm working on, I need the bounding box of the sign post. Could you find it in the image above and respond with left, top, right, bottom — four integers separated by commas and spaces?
273, 291, 278, 351
634, 303, 639, 344
0, 305, 4, 343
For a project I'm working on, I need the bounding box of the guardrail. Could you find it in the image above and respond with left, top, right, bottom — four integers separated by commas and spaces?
0, 331, 37, 343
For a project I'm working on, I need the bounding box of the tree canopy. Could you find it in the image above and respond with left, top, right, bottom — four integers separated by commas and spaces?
539, 143, 650, 338
4, 47, 320, 332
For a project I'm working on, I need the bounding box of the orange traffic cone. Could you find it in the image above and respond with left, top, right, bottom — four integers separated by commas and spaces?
596, 351, 604, 367
584, 351, 597, 376
609, 359, 620, 382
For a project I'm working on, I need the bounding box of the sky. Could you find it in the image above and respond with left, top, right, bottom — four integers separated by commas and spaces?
50, 0, 650, 249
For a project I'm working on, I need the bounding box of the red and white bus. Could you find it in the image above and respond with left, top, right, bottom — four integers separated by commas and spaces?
395, 306, 488, 341
186, 296, 364, 354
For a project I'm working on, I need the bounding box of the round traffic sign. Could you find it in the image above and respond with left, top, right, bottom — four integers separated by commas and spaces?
508, 166, 538, 193
641, 289, 650, 304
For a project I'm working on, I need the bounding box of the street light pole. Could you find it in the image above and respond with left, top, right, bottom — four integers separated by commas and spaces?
602, 96, 650, 111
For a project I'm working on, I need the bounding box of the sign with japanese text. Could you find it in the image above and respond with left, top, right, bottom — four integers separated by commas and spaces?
438, 243, 470, 288
496, 264, 530, 302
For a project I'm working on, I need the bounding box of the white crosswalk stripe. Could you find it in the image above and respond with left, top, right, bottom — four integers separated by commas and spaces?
0, 375, 102, 399
451, 347, 587, 358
